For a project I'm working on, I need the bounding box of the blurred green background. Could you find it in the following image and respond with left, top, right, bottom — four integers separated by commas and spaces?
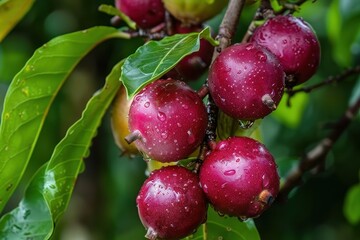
0, 0, 360, 239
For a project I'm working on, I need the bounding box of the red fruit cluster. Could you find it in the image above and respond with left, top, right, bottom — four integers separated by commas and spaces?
209, 15, 320, 120
110, 6, 321, 239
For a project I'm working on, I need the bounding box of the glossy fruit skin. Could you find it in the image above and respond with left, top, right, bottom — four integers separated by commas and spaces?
208, 42, 285, 120
199, 137, 280, 218
166, 24, 214, 82
137, 166, 208, 240
128, 79, 207, 162
115, 0, 165, 29
163, 0, 228, 25
251, 15, 320, 85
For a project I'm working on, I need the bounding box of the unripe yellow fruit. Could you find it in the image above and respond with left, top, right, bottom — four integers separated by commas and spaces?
163, 0, 228, 25
111, 86, 139, 156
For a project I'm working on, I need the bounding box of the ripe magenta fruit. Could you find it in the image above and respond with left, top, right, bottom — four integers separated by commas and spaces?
114, 0, 165, 29
208, 42, 285, 120
251, 15, 320, 85
127, 79, 207, 162
110, 86, 138, 156
163, 0, 228, 25
166, 24, 214, 82
137, 166, 208, 240
199, 137, 279, 219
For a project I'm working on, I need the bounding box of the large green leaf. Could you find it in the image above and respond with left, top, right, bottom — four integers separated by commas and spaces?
186, 208, 260, 240
121, 26, 217, 97
0, 0, 35, 42
0, 60, 123, 239
0, 26, 128, 213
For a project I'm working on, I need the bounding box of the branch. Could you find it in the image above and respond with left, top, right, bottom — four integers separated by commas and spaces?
287, 65, 360, 95
278, 96, 360, 201
207, 0, 246, 139
195, 0, 246, 169
241, 0, 274, 43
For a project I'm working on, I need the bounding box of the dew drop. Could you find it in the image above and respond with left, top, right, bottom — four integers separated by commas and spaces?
181, 104, 189, 110
161, 132, 168, 139
4, 113, 10, 119
257, 52, 267, 62
21, 87, 29, 96
157, 112, 166, 121
224, 169, 236, 176
218, 142, 228, 150
282, 39, 288, 45
187, 130, 195, 144
262, 174, 270, 188
144, 102, 150, 108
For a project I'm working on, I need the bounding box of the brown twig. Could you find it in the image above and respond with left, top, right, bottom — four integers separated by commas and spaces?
287, 65, 360, 95
207, 0, 246, 139
278, 96, 360, 201
195, 0, 246, 170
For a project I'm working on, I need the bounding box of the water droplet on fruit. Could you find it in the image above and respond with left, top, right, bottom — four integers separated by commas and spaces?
157, 112, 166, 121
202, 184, 208, 193
181, 104, 189, 109
161, 132, 168, 139
187, 130, 195, 144
262, 174, 270, 188
257, 52, 267, 62
282, 39, 288, 45
144, 102, 150, 108
218, 142, 228, 150
224, 169, 236, 176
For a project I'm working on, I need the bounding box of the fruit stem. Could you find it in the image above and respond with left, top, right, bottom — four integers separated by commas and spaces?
124, 130, 141, 144
197, 84, 209, 99
258, 189, 274, 205
262, 94, 277, 110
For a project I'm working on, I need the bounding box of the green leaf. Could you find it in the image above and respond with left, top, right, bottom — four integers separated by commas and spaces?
0, 0, 35, 42
121, 26, 218, 97
0, 26, 128, 213
98, 4, 137, 30
0, 60, 123, 239
186, 208, 260, 240
343, 183, 360, 225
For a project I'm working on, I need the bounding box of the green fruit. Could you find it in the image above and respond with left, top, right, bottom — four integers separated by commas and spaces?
163, 0, 228, 24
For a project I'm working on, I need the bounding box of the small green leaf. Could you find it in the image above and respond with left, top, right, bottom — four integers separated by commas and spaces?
0, 26, 128, 213
98, 4, 136, 30
121, 27, 217, 97
0, 0, 35, 42
0, 60, 123, 238
186, 208, 260, 240
344, 183, 360, 225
